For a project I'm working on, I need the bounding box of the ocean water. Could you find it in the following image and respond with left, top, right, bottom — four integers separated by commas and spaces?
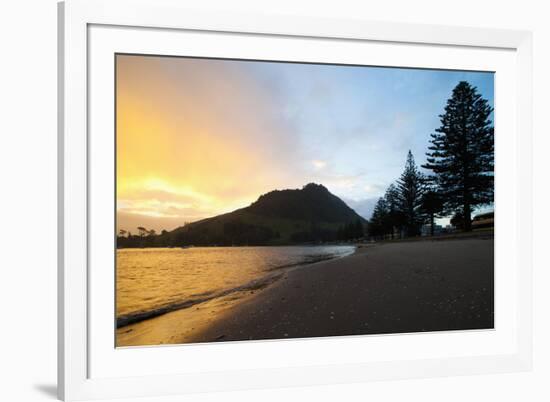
116, 245, 355, 327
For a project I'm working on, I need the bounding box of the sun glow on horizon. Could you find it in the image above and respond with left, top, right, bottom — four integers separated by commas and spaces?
116, 54, 494, 233
116, 55, 306, 231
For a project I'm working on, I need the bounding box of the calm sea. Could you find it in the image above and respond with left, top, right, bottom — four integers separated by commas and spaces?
116, 245, 355, 327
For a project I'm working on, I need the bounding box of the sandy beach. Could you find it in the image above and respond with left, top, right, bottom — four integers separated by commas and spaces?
117, 237, 494, 346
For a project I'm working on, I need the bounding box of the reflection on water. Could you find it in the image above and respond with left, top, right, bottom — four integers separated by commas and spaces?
116, 246, 355, 327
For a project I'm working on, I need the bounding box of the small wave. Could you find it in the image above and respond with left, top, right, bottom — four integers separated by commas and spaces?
265, 253, 343, 271
117, 246, 355, 328
116, 273, 283, 328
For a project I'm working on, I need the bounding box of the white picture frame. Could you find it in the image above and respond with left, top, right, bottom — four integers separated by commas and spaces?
58, 0, 533, 400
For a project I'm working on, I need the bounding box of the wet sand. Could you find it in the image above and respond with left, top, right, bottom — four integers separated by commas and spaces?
117, 238, 494, 346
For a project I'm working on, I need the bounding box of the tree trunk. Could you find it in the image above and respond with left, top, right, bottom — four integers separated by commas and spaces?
464, 202, 472, 232
430, 213, 435, 236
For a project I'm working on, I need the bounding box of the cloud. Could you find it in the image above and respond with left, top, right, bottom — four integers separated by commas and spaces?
311, 160, 327, 169
116, 56, 494, 231
117, 211, 195, 233
363, 183, 387, 196
116, 55, 309, 229
343, 197, 379, 220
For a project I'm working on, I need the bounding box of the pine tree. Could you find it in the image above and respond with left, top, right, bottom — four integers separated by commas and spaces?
368, 197, 389, 238
419, 186, 444, 236
396, 151, 425, 237
383, 183, 401, 239
423, 81, 494, 231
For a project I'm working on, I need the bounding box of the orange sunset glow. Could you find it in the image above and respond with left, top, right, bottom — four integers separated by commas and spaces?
116, 54, 494, 233
115, 54, 495, 348
116, 55, 307, 232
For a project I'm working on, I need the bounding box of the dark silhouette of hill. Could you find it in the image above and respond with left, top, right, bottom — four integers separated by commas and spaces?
117, 183, 367, 248
246, 183, 363, 223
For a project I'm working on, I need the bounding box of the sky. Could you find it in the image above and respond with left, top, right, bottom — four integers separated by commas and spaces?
116, 54, 494, 233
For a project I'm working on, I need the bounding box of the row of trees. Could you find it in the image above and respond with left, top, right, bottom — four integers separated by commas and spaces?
368, 152, 439, 238
368, 81, 494, 238
117, 219, 365, 248
336, 220, 364, 241
117, 222, 280, 248
116, 227, 171, 248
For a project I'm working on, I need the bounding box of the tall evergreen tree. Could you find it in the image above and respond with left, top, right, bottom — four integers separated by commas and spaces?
383, 183, 401, 239
419, 187, 444, 236
423, 81, 494, 231
368, 197, 389, 238
396, 151, 425, 237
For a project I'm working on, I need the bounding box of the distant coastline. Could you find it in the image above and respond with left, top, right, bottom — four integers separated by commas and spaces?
117, 183, 367, 249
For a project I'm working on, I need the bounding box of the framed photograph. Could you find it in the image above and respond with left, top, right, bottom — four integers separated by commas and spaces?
58, 0, 533, 400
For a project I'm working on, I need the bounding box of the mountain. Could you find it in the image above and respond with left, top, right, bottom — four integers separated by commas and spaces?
247, 183, 364, 223
117, 183, 367, 248
166, 183, 366, 246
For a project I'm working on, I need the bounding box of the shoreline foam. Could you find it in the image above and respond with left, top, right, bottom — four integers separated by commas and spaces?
116, 246, 357, 329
